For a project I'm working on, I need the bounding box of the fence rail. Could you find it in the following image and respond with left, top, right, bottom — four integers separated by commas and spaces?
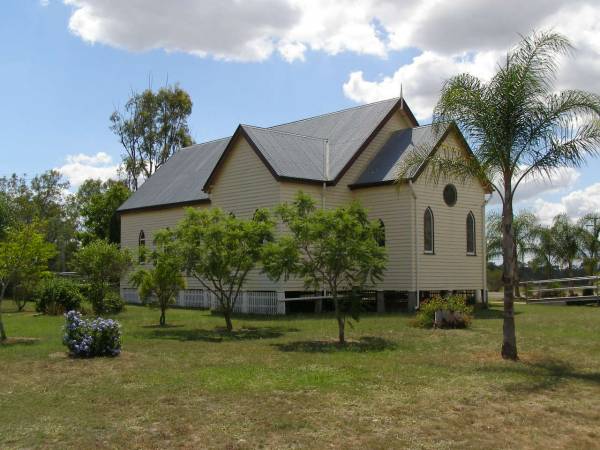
521, 276, 600, 304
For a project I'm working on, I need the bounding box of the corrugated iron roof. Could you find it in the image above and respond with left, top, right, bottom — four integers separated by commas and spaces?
118, 97, 416, 212
117, 137, 229, 212
352, 124, 450, 187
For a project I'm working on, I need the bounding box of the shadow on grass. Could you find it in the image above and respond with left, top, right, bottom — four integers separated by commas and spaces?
0, 337, 40, 347
480, 358, 600, 392
148, 326, 300, 343
275, 336, 397, 353
141, 324, 185, 329
474, 307, 522, 320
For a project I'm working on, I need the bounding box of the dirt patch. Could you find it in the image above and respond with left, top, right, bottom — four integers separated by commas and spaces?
0, 337, 40, 346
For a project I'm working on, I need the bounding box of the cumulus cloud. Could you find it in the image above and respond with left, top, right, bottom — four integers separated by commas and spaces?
343, 50, 500, 120
63, 0, 390, 62
532, 182, 600, 225
342, 1, 600, 119
56, 152, 119, 188
487, 167, 580, 207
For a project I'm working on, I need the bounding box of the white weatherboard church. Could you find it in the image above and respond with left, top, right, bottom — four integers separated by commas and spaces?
118, 97, 489, 314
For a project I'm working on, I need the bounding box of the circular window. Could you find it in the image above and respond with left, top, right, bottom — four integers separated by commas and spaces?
443, 184, 457, 207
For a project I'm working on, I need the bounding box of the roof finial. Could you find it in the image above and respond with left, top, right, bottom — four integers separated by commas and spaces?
400, 83, 404, 108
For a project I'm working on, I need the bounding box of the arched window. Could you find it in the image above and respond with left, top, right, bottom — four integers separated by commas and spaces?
424, 208, 434, 253
377, 219, 385, 247
466, 212, 476, 255
138, 230, 146, 263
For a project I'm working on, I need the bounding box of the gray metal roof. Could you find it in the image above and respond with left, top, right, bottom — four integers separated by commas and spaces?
242, 125, 327, 181
117, 137, 229, 211
270, 97, 400, 179
352, 123, 450, 186
118, 97, 411, 212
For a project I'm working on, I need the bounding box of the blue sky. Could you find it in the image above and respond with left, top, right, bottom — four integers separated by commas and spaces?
2, 0, 600, 223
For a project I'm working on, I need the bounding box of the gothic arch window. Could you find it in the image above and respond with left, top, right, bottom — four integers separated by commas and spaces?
377, 219, 385, 247
466, 211, 476, 255
424, 208, 434, 254
138, 230, 146, 263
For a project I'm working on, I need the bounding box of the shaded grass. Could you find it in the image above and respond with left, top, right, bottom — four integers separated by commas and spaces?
1, 301, 600, 449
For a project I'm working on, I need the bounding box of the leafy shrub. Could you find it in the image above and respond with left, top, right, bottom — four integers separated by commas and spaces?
413, 295, 473, 329
63, 311, 121, 357
34, 277, 84, 315
101, 291, 126, 314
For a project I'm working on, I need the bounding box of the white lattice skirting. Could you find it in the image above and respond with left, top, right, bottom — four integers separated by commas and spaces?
121, 288, 283, 315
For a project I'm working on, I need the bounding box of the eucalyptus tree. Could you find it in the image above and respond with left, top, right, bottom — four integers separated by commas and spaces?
398, 31, 600, 360
487, 211, 537, 297
577, 213, 600, 275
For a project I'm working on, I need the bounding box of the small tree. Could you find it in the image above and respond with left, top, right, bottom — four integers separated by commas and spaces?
0, 224, 56, 340
175, 208, 274, 332
263, 192, 386, 344
74, 240, 132, 315
130, 230, 185, 326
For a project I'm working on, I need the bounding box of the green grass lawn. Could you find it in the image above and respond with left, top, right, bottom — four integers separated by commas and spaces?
1, 301, 600, 449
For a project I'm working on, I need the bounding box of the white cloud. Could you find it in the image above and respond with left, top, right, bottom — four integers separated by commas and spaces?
40, 0, 49, 6
56, 152, 119, 189
487, 167, 580, 207
533, 182, 600, 225
342, 1, 600, 119
343, 50, 500, 120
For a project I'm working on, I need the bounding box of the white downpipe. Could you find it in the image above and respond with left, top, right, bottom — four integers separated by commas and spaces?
409, 180, 419, 308
482, 194, 492, 303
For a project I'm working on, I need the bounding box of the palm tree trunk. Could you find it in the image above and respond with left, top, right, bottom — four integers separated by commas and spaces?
501, 196, 518, 360
159, 308, 166, 326
513, 242, 521, 298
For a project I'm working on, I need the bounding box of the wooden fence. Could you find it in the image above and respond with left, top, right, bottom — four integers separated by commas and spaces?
522, 276, 600, 304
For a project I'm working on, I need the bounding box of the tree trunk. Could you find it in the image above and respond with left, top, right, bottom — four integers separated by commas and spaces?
159, 308, 166, 327
0, 283, 7, 341
501, 194, 518, 360
513, 242, 521, 298
224, 310, 233, 332
333, 292, 345, 345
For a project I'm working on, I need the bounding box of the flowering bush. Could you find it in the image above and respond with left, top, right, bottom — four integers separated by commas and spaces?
63, 311, 122, 357
413, 295, 474, 329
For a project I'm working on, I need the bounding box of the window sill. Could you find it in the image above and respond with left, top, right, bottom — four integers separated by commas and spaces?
424, 251, 435, 255
466, 252, 477, 257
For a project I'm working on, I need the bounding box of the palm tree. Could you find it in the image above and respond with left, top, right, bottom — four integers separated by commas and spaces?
552, 214, 580, 277
530, 224, 557, 280
487, 211, 537, 297
577, 213, 600, 275
399, 31, 600, 360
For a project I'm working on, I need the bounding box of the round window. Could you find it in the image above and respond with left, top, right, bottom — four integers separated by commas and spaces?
443, 184, 457, 207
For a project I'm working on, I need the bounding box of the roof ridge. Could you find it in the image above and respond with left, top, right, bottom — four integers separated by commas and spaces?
182, 136, 231, 150
268, 97, 400, 129
241, 124, 327, 141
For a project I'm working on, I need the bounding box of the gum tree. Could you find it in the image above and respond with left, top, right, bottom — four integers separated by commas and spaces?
262, 192, 386, 345
174, 208, 274, 332
398, 31, 600, 359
